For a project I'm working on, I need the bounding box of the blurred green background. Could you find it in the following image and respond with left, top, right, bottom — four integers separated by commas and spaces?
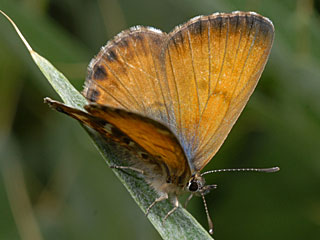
0, 0, 320, 239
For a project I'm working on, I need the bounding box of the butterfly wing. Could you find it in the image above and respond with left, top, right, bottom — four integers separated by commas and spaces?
85, 104, 190, 178
83, 27, 171, 123
83, 12, 274, 173
160, 12, 274, 171
45, 98, 190, 182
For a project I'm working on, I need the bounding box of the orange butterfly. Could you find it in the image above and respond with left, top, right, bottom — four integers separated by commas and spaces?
45, 11, 279, 234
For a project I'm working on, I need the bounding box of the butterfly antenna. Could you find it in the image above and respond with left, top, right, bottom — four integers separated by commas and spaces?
201, 193, 214, 235
201, 166, 280, 176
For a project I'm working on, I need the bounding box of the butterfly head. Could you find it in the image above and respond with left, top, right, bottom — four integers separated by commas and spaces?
186, 173, 210, 193
185, 173, 216, 234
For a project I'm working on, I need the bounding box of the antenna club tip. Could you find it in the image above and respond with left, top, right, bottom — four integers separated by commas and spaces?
270, 167, 280, 172
209, 228, 214, 235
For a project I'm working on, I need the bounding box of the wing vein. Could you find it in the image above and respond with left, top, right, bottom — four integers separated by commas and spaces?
196, 16, 229, 149
90, 81, 130, 109
213, 17, 229, 99
198, 17, 260, 159
113, 43, 147, 112
131, 36, 157, 114
207, 17, 212, 103
98, 60, 141, 108
146, 36, 171, 122
191, 17, 210, 153
187, 27, 201, 117
234, 33, 272, 100
167, 44, 182, 138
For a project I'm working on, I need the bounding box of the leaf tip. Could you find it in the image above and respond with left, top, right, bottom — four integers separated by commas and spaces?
0, 9, 33, 52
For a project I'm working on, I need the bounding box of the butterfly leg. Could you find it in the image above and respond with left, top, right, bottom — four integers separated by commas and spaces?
110, 165, 144, 174
184, 193, 194, 208
146, 193, 168, 216
201, 184, 218, 195
163, 195, 179, 222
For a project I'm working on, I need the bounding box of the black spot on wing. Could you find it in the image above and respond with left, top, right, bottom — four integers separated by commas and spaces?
133, 33, 144, 41
107, 50, 118, 61
87, 89, 100, 102
118, 38, 129, 48
93, 65, 107, 80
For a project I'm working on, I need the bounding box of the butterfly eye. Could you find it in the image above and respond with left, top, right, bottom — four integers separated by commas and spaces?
188, 181, 199, 192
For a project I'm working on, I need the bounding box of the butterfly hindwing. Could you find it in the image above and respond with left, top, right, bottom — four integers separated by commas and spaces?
45, 98, 190, 181
85, 104, 190, 178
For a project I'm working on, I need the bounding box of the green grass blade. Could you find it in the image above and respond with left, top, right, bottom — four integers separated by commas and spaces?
32, 51, 87, 110
0, 10, 214, 240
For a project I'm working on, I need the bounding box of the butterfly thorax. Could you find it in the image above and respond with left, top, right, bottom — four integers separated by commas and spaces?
130, 153, 192, 196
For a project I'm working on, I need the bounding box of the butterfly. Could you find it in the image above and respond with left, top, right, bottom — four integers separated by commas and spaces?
45, 11, 279, 234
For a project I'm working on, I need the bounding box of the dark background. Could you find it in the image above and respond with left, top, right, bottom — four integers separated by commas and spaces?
0, 0, 320, 239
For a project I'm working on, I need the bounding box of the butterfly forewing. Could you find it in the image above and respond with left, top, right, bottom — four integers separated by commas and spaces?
193, 13, 274, 170
161, 12, 274, 171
